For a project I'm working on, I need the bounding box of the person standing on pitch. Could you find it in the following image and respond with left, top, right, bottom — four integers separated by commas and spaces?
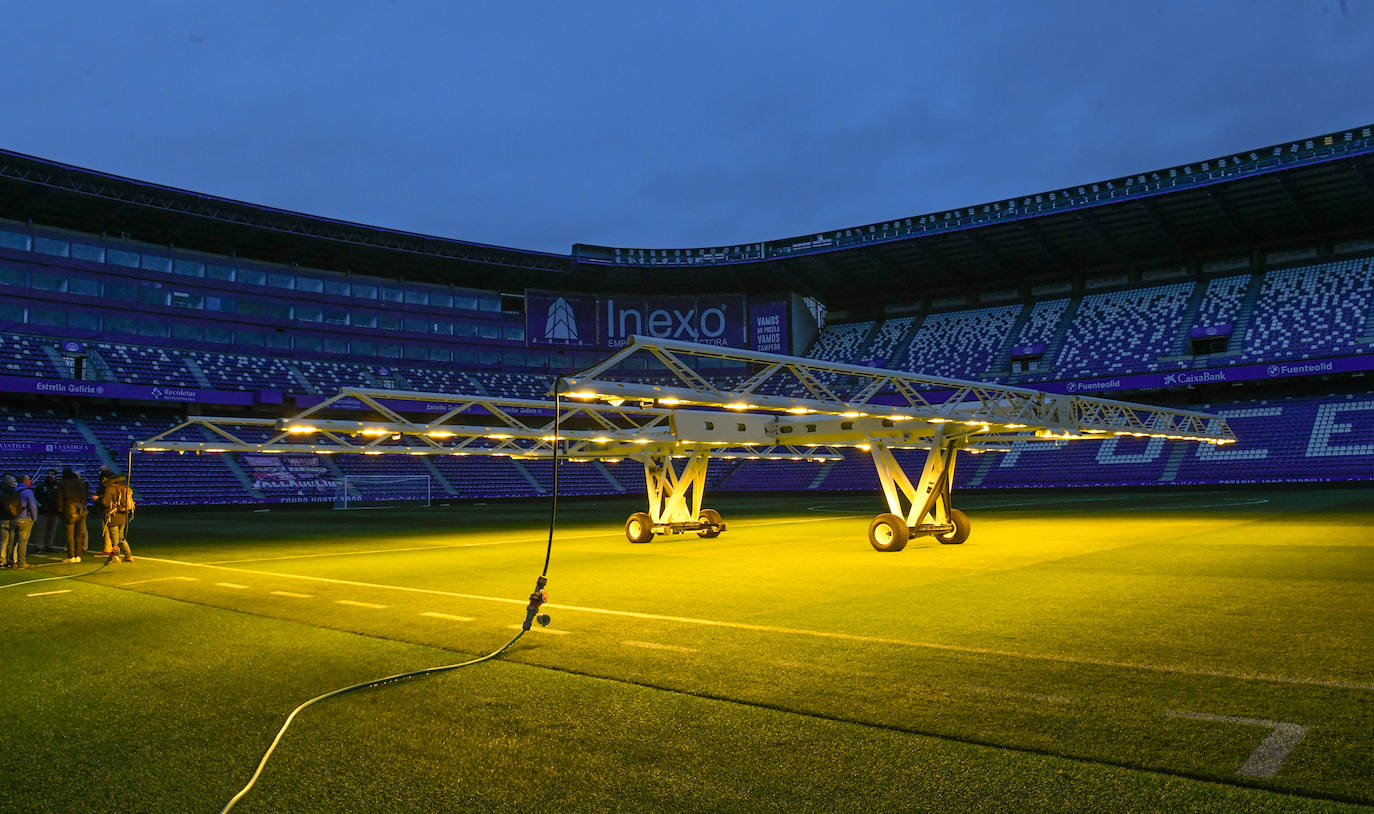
34, 470, 60, 553
97, 468, 135, 563
57, 468, 90, 564
0, 475, 37, 569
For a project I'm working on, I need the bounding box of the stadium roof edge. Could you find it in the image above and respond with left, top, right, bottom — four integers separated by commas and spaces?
573, 123, 1374, 268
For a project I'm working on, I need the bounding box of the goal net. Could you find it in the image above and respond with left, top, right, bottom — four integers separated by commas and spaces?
333, 475, 432, 509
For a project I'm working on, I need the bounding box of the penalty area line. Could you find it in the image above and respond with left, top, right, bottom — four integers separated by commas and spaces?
134, 554, 1374, 693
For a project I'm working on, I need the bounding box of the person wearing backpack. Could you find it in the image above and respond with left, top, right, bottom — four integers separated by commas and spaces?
57, 468, 90, 564
0, 475, 37, 569
97, 467, 135, 563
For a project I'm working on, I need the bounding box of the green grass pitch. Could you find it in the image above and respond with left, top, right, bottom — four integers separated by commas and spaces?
2, 486, 1372, 812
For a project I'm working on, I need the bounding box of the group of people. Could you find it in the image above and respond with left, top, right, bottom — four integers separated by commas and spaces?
0, 466, 136, 569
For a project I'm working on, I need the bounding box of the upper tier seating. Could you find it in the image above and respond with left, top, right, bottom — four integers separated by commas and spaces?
0, 334, 62, 379
94, 342, 194, 386
467, 371, 550, 400
186, 351, 297, 392
1014, 298, 1070, 347
1193, 274, 1250, 330
1238, 260, 1373, 362
805, 322, 872, 363
901, 305, 1021, 379
399, 366, 482, 395
1055, 282, 1193, 377
293, 359, 373, 394
865, 316, 915, 367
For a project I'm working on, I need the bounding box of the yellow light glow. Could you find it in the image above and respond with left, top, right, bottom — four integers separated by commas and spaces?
786, 407, 810, 415
928, 418, 949, 423
724, 403, 753, 411
888, 415, 914, 421
789, 456, 803, 461
426, 430, 455, 438
564, 391, 599, 399
487, 433, 514, 440
603, 457, 622, 463
360, 427, 388, 437
841, 411, 863, 418
363, 451, 383, 455
203, 448, 226, 453
408, 451, 426, 455
141, 447, 166, 452
633, 438, 652, 445
856, 444, 871, 451
286, 425, 317, 434
541, 435, 563, 442
590, 436, 614, 443
657, 397, 682, 406
318, 450, 334, 454
1004, 423, 1026, 429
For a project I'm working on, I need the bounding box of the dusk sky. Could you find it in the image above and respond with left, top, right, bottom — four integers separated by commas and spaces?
4, 1, 1371, 254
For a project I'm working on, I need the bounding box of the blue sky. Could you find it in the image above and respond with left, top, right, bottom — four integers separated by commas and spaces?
4, 1, 1371, 253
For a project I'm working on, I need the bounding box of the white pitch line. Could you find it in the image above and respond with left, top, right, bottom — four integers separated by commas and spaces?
216, 582, 249, 589
1165, 710, 1308, 778
964, 684, 1078, 705
420, 612, 474, 622
121, 576, 197, 587
335, 599, 386, 609
196, 515, 868, 565
269, 590, 313, 599
622, 640, 697, 653
508, 624, 570, 635
136, 555, 1374, 692
26, 589, 72, 597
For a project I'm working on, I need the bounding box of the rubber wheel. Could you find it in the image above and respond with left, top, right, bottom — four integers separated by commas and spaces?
935, 508, 970, 545
868, 513, 909, 552
625, 512, 654, 544
697, 508, 723, 538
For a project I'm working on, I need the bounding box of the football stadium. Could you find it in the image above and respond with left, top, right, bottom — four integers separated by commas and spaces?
3, 116, 1374, 811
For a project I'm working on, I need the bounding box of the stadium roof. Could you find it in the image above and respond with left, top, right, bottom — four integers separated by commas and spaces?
2, 124, 1372, 308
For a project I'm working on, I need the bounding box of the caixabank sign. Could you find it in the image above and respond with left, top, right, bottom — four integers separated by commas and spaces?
527, 291, 747, 349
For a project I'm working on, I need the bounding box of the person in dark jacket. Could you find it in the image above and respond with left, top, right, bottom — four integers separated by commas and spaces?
1, 475, 38, 568
33, 470, 60, 553
96, 468, 135, 563
57, 468, 90, 564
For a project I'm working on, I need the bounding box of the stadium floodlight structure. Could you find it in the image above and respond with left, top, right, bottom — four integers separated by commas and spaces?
136, 335, 1236, 551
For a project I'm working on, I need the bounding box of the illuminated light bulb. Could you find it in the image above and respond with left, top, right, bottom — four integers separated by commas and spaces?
789, 456, 803, 461
841, 411, 863, 418
657, 397, 682, 406
363, 451, 383, 456
603, 457, 622, 463
928, 418, 948, 423
591, 437, 614, 444
141, 447, 166, 452
409, 451, 427, 455
360, 427, 388, 437
724, 403, 753, 411
563, 391, 599, 399
286, 425, 317, 434
541, 435, 563, 442
888, 415, 914, 421
317, 450, 334, 454
633, 438, 652, 445
487, 433, 514, 440
426, 430, 455, 438
203, 448, 226, 453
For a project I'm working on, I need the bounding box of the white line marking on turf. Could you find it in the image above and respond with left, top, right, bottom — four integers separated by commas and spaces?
1165, 710, 1307, 778
964, 684, 1078, 704
420, 612, 474, 622
121, 576, 197, 586
622, 640, 697, 653
269, 590, 312, 598
26, 589, 72, 597
508, 624, 569, 635
216, 582, 249, 589
197, 515, 866, 565
335, 599, 386, 609
136, 555, 1374, 692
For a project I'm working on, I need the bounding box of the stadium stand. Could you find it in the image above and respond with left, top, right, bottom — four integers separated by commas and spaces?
1054, 282, 1193, 377
1237, 259, 1374, 362
901, 305, 1021, 379
1193, 274, 1250, 334
805, 321, 873, 363
0, 333, 63, 379
864, 316, 916, 367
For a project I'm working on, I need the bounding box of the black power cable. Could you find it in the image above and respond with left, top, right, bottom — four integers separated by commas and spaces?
221, 379, 564, 813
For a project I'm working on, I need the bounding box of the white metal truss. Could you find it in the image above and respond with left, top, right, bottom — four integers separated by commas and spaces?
136, 336, 1238, 550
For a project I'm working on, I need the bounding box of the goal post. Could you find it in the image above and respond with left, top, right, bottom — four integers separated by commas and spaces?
333, 475, 432, 509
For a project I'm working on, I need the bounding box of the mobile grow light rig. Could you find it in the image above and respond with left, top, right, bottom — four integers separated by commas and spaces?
136, 336, 1236, 551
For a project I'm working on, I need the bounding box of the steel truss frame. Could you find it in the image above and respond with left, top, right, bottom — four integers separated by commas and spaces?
137, 336, 1236, 550
558, 336, 1237, 548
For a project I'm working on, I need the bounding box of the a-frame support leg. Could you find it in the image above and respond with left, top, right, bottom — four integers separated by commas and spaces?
629, 448, 726, 540
868, 427, 967, 545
